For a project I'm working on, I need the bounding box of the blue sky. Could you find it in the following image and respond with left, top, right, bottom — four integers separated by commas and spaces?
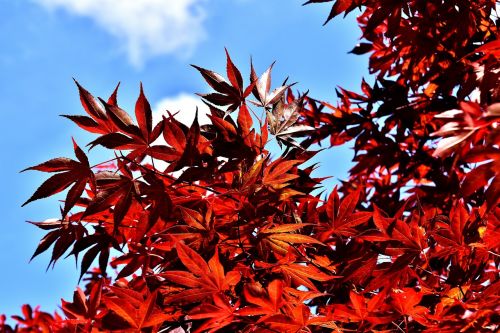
0, 0, 367, 316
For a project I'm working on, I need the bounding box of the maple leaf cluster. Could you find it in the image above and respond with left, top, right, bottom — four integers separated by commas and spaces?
3, 1, 499, 332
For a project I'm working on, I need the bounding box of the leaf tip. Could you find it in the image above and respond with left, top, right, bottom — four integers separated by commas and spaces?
72, 78, 83, 89
20, 166, 31, 173
71, 137, 79, 150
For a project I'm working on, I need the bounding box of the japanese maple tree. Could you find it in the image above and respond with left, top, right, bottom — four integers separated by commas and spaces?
3, 0, 499, 332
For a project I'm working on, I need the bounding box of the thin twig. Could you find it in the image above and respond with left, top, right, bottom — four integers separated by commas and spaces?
90, 156, 119, 169
411, 265, 447, 282
392, 321, 405, 333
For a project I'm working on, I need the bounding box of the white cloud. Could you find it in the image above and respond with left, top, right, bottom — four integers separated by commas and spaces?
154, 93, 211, 126
35, 0, 207, 67
151, 93, 210, 173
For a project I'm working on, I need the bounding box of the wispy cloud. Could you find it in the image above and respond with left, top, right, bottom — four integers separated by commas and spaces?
153, 93, 210, 126
35, 0, 207, 67
151, 93, 210, 172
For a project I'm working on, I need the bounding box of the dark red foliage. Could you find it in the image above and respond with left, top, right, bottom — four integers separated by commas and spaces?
4, 1, 499, 332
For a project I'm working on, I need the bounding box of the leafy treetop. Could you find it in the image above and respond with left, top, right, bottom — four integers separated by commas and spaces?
2, 1, 499, 332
